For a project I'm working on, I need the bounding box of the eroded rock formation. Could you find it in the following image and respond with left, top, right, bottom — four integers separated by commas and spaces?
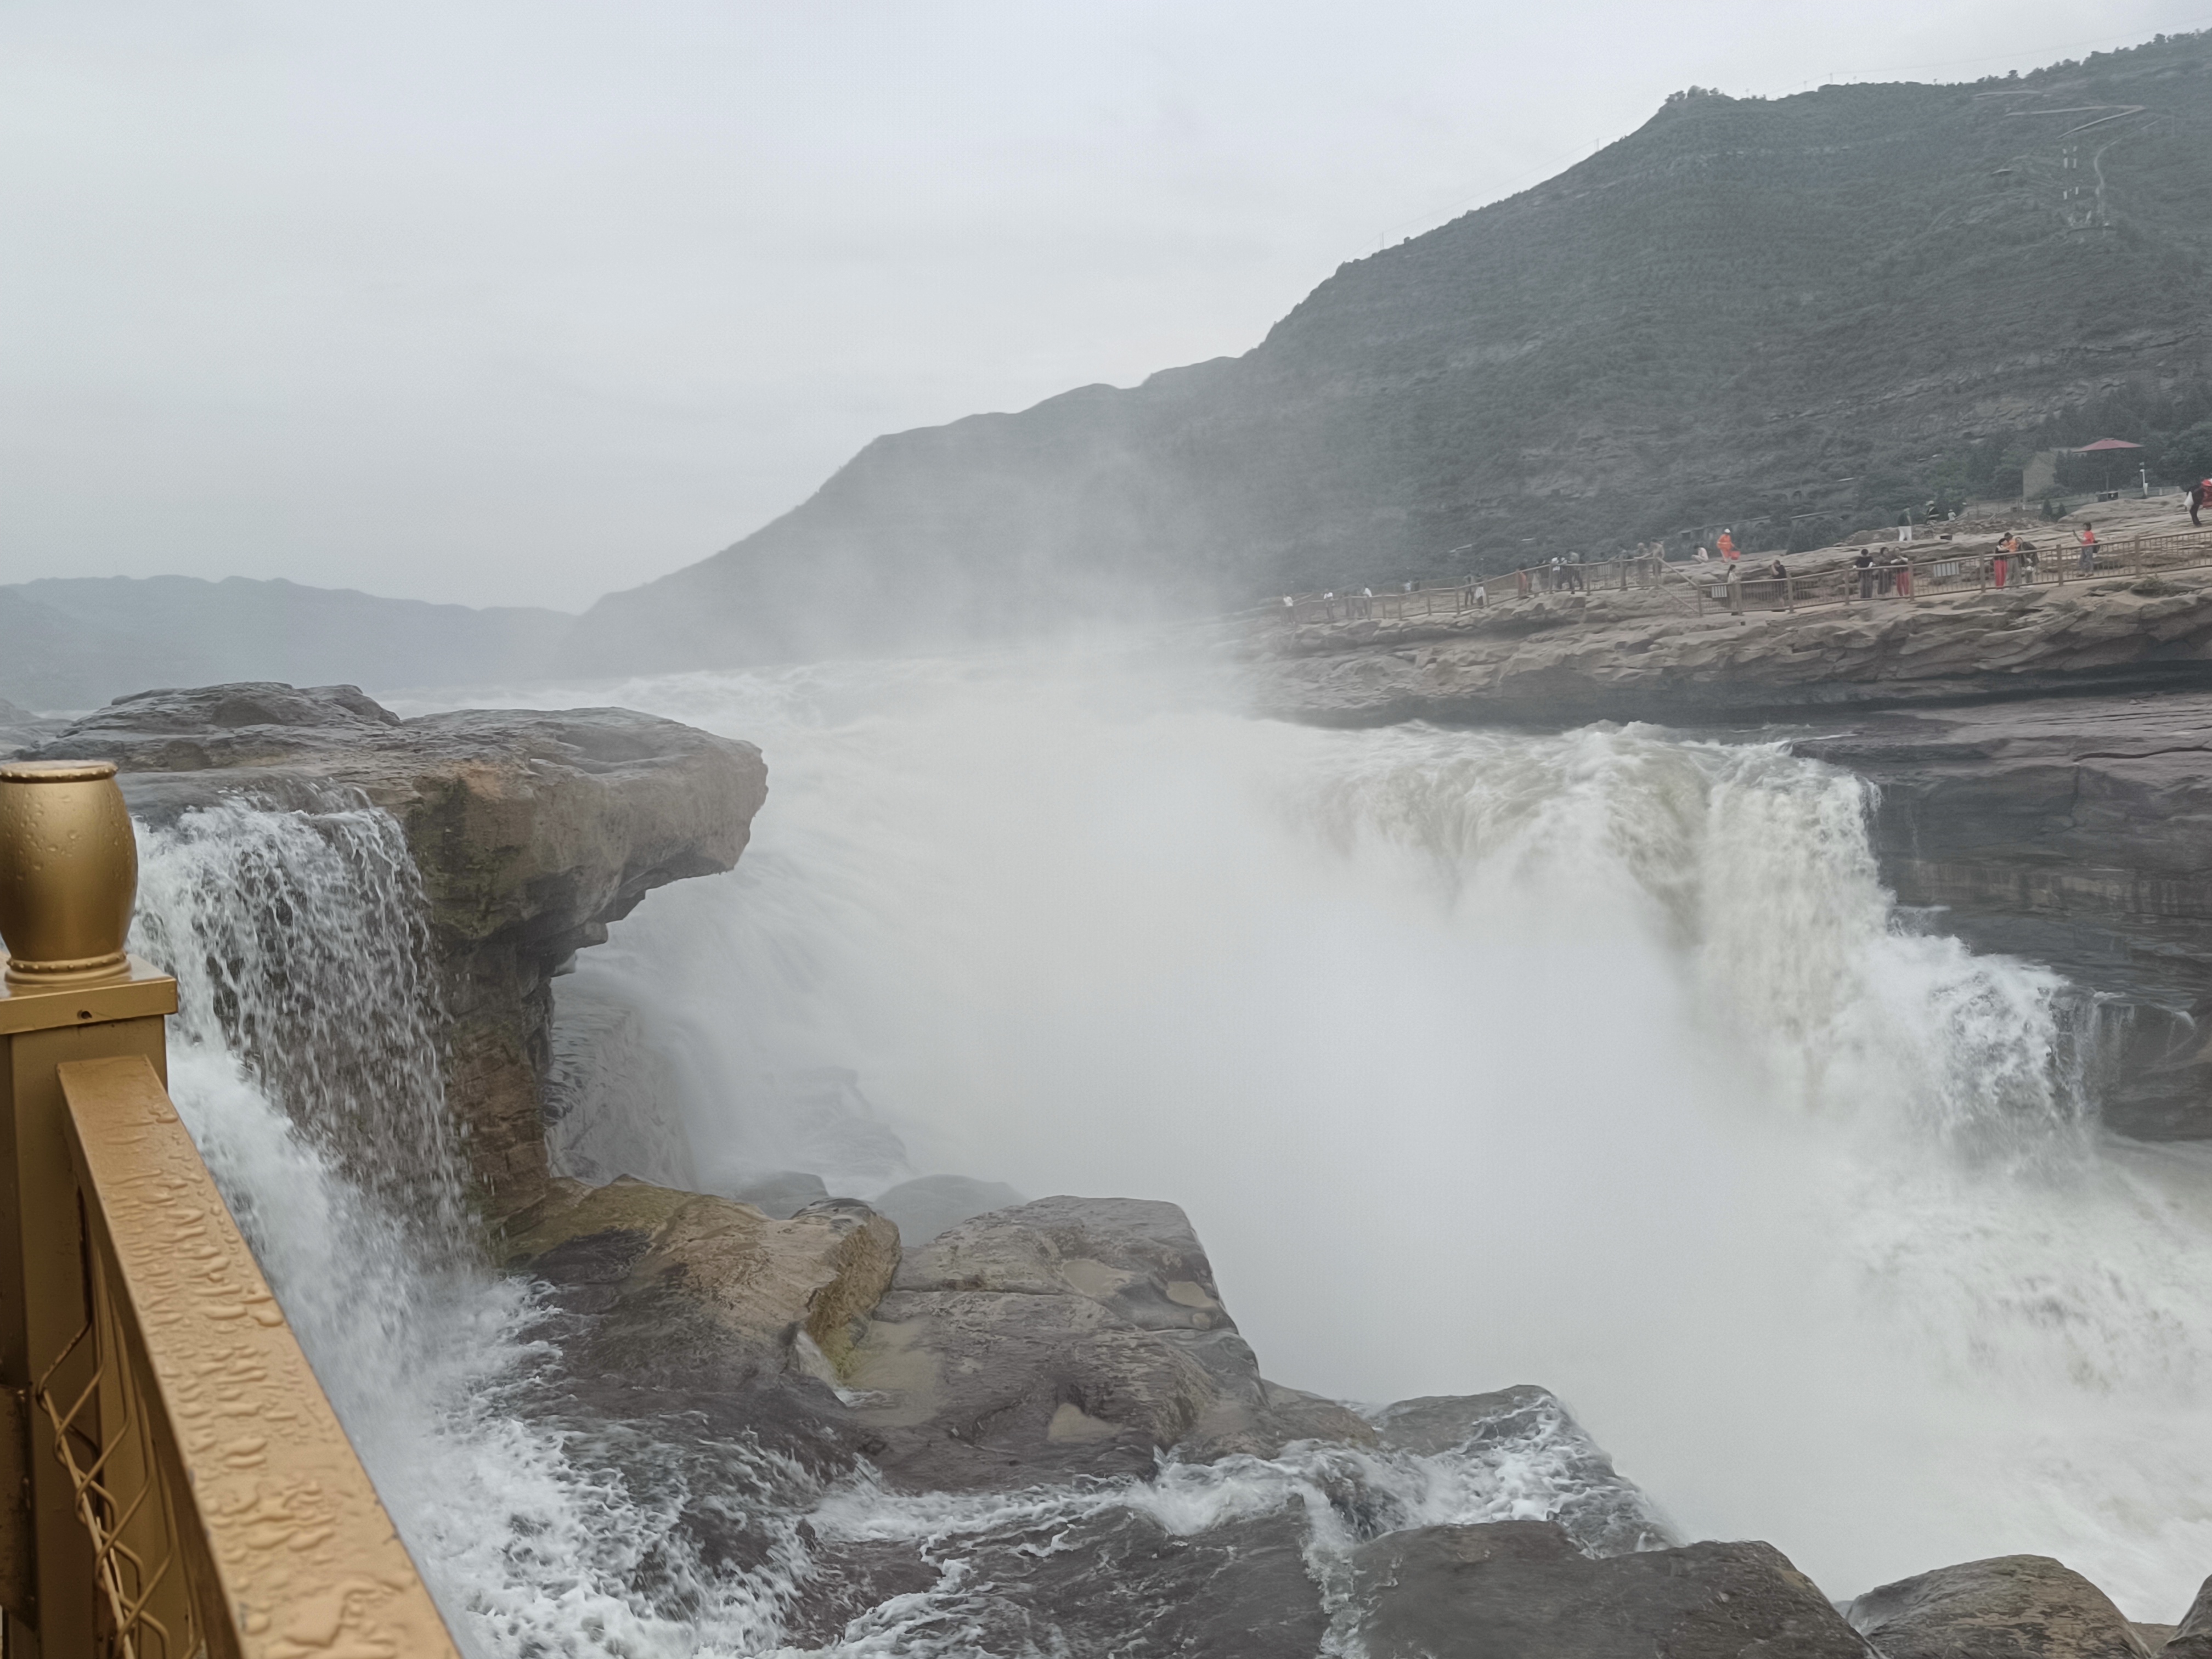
15, 681, 767, 1215
1250, 571, 2212, 729
840, 1196, 1376, 1492
505, 1175, 900, 1377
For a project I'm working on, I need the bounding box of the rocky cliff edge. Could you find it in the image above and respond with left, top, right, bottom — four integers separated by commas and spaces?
1250, 568, 2212, 728
14, 681, 767, 1217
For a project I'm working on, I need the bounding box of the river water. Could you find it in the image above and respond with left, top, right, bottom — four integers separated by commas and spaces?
126, 652, 2212, 1648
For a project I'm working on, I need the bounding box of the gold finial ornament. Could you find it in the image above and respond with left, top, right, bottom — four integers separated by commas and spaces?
0, 760, 137, 986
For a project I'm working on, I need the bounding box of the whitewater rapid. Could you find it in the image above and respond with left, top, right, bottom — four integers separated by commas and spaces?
127, 653, 2212, 1649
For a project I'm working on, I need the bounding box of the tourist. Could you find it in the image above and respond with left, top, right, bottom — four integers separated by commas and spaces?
1889, 548, 1914, 597
1854, 548, 1876, 600
2077, 521, 2098, 574
1694, 545, 1711, 565
1474, 583, 1487, 610
1566, 551, 1585, 592
1991, 535, 2011, 590
2191, 477, 2209, 528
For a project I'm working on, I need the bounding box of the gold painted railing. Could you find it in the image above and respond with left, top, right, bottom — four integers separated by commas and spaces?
0, 760, 461, 1658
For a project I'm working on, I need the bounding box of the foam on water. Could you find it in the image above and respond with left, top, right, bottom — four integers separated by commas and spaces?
114, 653, 2212, 1651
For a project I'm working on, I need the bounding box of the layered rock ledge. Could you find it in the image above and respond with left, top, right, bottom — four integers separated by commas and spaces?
13, 681, 766, 1216
1249, 571, 2212, 727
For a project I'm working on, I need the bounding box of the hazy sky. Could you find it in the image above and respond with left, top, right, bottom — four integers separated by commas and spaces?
4, 3, 2205, 612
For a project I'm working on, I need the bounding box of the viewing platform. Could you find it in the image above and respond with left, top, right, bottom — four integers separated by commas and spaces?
1246, 499, 2212, 729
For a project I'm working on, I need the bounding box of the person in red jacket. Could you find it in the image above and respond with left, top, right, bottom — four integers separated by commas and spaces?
2191, 478, 2209, 527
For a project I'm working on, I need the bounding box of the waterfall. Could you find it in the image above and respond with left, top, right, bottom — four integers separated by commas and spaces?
422, 655, 2212, 1620
127, 795, 787, 1657
111, 656, 2212, 1653
133, 798, 467, 1241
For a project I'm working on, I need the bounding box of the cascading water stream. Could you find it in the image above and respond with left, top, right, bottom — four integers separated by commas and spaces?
125, 797, 766, 1656
404, 655, 2212, 1621
105, 655, 2212, 1654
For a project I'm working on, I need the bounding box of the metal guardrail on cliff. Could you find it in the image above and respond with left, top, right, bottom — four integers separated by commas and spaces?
0, 761, 461, 1658
1282, 524, 2212, 629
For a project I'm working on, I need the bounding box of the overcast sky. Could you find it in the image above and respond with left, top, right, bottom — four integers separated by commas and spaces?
3, 3, 2205, 612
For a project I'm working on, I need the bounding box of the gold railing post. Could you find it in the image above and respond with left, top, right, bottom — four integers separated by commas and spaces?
0, 760, 176, 1656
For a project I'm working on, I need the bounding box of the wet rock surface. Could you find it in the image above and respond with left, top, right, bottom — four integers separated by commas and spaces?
1793, 691, 2212, 1139
1370, 1387, 1674, 1556
504, 1176, 900, 1374
789, 1503, 1327, 1657
1352, 1520, 1870, 1659
843, 1195, 1375, 1492
14, 681, 767, 1214
501, 1179, 902, 1506
1847, 1554, 2154, 1659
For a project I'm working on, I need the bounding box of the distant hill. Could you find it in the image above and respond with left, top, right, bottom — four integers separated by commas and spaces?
0, 576, 572, 711
573, 30, 2212, 673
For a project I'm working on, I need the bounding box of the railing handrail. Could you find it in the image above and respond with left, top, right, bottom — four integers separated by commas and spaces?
47, 1053, 463, 1658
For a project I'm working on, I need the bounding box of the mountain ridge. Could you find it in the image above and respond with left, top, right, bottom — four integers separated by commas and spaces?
0, 574, 573, 711
572, 30, 2212, 673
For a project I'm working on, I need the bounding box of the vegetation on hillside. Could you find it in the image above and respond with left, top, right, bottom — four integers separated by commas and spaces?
577, 31, 2212, 671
